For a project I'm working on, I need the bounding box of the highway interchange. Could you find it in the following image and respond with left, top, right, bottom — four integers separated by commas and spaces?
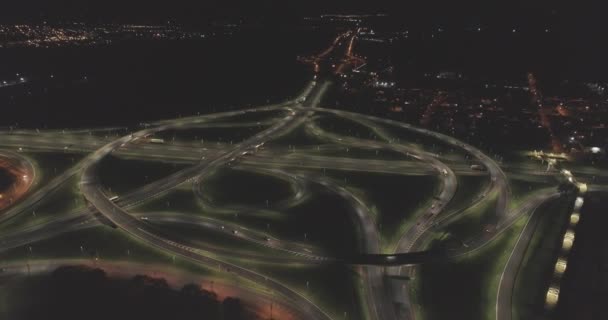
1, 31, 607, 320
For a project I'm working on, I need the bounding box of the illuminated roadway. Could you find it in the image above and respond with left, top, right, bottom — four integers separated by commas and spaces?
0, 103, 597, 320
2, 30, 604, 320
78, 81, 336, 320
0, 102, 563, 320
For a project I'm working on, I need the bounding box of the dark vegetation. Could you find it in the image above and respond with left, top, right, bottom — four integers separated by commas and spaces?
0, 168, 12, 192
7, 265, 255, 320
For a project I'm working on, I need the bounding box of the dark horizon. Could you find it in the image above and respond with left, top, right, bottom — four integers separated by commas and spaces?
0, 1, 602, 27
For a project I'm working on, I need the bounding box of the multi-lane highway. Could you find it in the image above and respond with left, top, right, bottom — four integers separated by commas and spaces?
0, 98, 598, 320
1, 30, 604, 320
77, 80, 337, 320
0, 102, 580, 320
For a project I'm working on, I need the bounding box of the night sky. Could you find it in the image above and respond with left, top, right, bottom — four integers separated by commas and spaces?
0, 1, 603, 28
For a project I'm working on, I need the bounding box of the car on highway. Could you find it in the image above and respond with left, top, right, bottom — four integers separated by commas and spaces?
471, 164, 486, 171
